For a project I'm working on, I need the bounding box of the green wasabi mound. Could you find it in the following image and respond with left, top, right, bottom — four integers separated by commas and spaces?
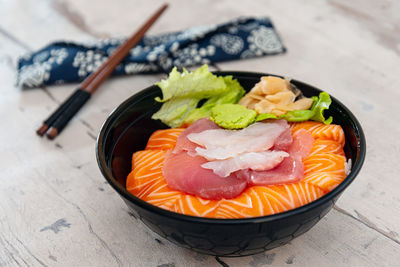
210, 104, 257, 130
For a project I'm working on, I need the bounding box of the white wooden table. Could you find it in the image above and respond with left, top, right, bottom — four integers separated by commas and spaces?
1, 0, 399, 266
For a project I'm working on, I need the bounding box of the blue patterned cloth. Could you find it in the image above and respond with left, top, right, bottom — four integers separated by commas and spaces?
17, 17, 285, 88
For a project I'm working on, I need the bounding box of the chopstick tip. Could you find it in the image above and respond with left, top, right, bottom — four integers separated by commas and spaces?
46, 127, 59, 140
36, 124, 48, 136
160, 3, 169, 12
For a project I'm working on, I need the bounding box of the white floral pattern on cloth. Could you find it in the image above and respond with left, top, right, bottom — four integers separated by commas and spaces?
242, 26, 284, 58
210, 34, 244, 55
72, 50, 108, 77
17, 17, 286, 88
17, 48, 68, 87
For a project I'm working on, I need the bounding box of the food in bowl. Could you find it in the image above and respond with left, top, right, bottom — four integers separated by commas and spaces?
96, 68, 365, 256
126, 65, 350, 219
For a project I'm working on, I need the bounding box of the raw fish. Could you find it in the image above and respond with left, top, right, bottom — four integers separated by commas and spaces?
236, 129, 313, 186
163, 150, 247, 200
173, 118, 220, 156
201, 151, 288, 177
188, 120, 289, 160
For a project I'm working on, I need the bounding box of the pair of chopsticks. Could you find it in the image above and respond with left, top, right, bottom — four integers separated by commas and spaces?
37, 3, 169, 140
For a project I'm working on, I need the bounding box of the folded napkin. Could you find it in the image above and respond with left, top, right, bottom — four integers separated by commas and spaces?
17, 17, 286, 88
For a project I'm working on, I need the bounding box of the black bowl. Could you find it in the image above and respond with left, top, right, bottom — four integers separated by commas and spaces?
96, 71, 366, 257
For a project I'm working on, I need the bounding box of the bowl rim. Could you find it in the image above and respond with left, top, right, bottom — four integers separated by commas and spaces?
96, 70, 366, 224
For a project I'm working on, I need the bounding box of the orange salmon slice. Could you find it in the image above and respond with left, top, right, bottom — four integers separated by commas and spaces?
292, 121, 345, 145
172, 194, 221, 218
146, 128, 185, 150
215, 183, 325, 218
309, 139, 345, 157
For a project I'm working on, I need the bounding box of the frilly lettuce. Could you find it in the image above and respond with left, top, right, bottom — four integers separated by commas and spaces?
183, 76, 245, 125
152, 65, 245, 128
154, 65, 227, 102
151, 98, 199, 128
309, 92, 333, 124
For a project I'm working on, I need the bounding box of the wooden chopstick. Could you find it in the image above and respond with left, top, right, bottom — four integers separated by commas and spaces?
36, 3, 169, 140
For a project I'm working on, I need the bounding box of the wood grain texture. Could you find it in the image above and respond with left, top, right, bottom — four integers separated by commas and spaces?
0, 0, 399, 266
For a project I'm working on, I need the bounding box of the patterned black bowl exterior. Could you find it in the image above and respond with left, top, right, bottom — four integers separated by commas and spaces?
96, 71, 366, 256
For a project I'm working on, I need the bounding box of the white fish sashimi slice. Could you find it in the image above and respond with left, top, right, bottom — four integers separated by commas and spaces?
188, 120, 289, 160
201, 151, 289, 177
188, 121, 287, 147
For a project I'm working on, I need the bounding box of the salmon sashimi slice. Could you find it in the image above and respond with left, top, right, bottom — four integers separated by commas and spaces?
215, 183, 325, 218
214, 187, 265, 218
145, 128, 186, 150
127, 149, 183, 209
292, 121, 345, 145
309, 139, 345, 157
127, 150, 167, 197
302, 152, 346, 192
144, 180, 183, 210
302, 172, 345, 192
131, 150, 165, 177
303, 153, 346, 175
172, 194, 220, 218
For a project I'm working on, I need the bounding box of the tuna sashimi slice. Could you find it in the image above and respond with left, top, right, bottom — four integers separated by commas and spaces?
201, 151, 289, 177
237, 155, 304, 186
272, 128, 293, 151
289, 129, 314, 159
163, 150, 247, 200
188, 120, 289, 160
173, 118, 220, 156
236, 129, 314, 186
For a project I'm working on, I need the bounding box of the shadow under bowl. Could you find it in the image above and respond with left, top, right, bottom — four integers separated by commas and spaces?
96, 71, 366, 257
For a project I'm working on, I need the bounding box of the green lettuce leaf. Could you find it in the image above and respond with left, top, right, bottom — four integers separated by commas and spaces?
152, 97, 198, 128
152, 66, 245, 128
255, 92, 333, 124
182, 76, 245, 125
154, 65, 227, 102
255, 110, 314, 122
254, 113, 279, 121
309, 92, 333, 124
